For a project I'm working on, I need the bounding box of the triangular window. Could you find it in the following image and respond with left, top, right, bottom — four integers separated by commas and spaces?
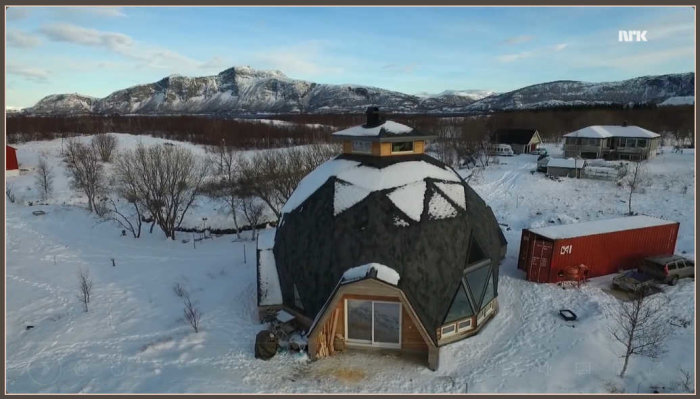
467, 235, 486, 265
443, 283, 474, 324
465, 265, 491, 310
480, 273, 495, 310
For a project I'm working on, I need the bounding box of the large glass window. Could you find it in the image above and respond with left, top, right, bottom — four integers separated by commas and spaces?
480, 274, 495, 309
346, 300, 372, 342
373, 302, 401, 344
391, 141, 414, 153
637, 139, 647, 148
465, 265, 491, 309
443, 284, 474, 324
346, 299, 401, 347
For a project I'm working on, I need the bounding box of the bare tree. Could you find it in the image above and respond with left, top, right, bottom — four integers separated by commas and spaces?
115, 143, 209, 239
91, 134, 118, 162
241, 196, 265, 240
609, 290, 671, 377
622, 160, 646, 215
77, 268, 93, 312
207, 143, 244, 239
676, 368, 693, 393
34, 155, 54, 200
64, 139, 106, 214
183, 294, 201, 333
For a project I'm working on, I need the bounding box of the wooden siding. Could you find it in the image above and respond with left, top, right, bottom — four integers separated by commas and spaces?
308, 278, 434, 364
342, 141, 352, 154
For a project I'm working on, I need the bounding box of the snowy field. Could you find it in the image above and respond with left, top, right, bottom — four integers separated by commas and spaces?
5, 134, 695, 393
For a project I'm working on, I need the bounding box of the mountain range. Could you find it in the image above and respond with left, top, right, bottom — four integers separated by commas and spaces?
20, 66, 694, 116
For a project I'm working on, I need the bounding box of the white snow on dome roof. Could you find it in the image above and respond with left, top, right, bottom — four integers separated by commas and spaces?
563, 125, 660, 139
428, 191, 458, 220
386, 181, 426, 221
332, 120, 414, 137
529, 215, 676, 240
341, 263, 400, 286
547, 158, 585, 169
281, 157, 462, 214
334, 180, 371, 216
434, 182, 466, 210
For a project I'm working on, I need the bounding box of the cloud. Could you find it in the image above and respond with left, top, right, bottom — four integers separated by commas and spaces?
7, 30, 41, 48
199, 56, 229, 71
497, 51, 534, 63
583, 46, 694, 70
253, 41, 344, 76
6, 7, 30, 21
502, 35, 534, 45
39, 23, 202, 70
7, 64, 49, 83
55, 7, 126, 18
552, 43, 568, 51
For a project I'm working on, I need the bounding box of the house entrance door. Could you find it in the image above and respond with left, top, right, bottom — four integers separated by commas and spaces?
345, 299, 401, 349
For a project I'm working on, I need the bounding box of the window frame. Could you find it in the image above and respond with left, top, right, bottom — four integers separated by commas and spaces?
344, 299, 402, 349
352, 140, 372, 154
391, 141, 414, 154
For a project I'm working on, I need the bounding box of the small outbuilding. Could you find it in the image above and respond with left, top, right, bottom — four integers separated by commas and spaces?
518, 215, 679, 283
258, 107, 507, 370
546, 157, 585, 178
490, 128, 542, 154
6, 145, 19, 176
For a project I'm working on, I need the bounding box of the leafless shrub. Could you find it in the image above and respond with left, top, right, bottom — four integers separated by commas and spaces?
77, 268, 93, 312
206, 143, 244, 238
676, 368, 693, 393
6, 184, 16, 203
173, 282, 188, 298
91, 133, 118, 162
609, 290, 671, 377
241, 197, 265, 240
183, 294, 201, 333
34, 155, 54, 200
115, 143, 208, 239
604, 381, 625, 393
620, 160, 646, 215
64, 138, 106, 214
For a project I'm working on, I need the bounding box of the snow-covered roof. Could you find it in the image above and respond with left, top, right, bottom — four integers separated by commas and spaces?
564, 125, 660, 139
332, 120, 414, 137
546, 158, 585, 169
529, 215, 676, 240
341, 263, 400, 286
257, 228, 276, 250
281, 157, 463, 215
257, 230, 282, 306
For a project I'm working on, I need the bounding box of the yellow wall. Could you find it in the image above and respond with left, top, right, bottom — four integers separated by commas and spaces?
343, 140, 425, 156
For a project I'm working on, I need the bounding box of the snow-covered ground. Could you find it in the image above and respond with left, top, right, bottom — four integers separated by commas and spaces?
5, 136, 695, 393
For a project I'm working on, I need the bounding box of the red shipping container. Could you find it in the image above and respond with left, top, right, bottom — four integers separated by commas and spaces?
6, 145, 18, 171
518, 215, 679, 283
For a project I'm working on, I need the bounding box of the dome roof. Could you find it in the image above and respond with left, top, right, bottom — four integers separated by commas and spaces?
273, 153, 507, 343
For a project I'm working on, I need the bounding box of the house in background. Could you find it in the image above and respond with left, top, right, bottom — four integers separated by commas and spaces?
6, 145, 19, 176
563, 123, 661, 160
490, 128, 542, 154
546, 158, 585, 178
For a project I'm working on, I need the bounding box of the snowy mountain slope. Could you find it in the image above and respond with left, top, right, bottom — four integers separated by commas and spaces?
21, 68, 693, 115
5, 135, 694, 393
466, 73, 695, 111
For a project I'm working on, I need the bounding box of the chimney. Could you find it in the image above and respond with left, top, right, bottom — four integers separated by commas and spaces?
364, 106, 382, 128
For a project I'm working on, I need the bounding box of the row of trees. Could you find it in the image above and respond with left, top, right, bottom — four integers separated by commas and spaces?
7, 115, 333, 148
57, 133, 339, 240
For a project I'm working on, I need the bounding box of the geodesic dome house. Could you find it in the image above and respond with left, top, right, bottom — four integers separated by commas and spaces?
257, 107, 506, 370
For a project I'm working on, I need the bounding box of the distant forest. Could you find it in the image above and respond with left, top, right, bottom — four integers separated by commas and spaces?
6, 105, 694, 148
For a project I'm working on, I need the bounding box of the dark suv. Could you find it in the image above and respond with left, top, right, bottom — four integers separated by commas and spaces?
638, 255, 695, 285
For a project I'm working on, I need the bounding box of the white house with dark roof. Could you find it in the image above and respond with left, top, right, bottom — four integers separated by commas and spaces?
563, 123, 661, 160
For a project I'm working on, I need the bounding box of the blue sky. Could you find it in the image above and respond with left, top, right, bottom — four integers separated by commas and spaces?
5, 6, 695, 108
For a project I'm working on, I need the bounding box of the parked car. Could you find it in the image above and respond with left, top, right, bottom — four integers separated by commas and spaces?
612, 270, 657, 292
489, 144, 514, 157
536, 154, 550, 172
530, 148, 548, 156
638, 255, 695, 285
